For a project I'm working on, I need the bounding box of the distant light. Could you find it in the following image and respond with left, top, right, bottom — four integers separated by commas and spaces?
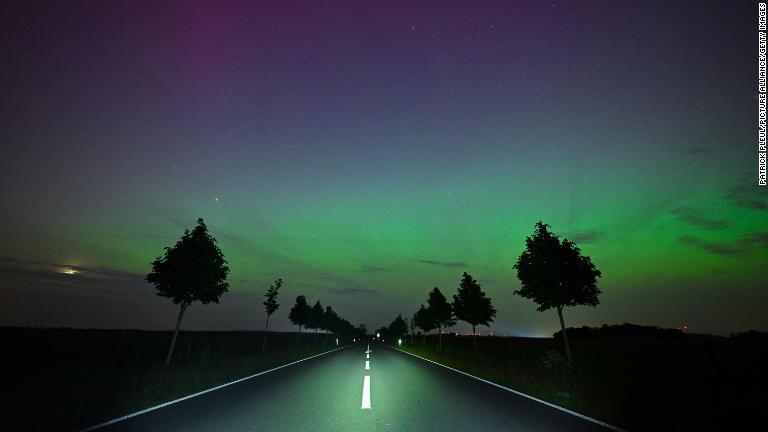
398, 338, 402, 346
376, 332, 380, 338
61, 268, 78, 275
335, 338, 339, 346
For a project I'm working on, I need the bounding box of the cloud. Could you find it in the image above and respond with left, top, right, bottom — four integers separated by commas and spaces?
678, 235, 742, 255
670, 207, 728, 230
677, 236, 744, 256
742, 232, 768, 249
413, 259, 467, 268
326, 287, 378, 296
564, 230, 604, 244
0, 257, 146, 292
726, 184, 768, 210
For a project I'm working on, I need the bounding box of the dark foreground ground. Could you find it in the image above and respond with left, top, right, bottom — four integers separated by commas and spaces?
4, 328, 766, 431
397, 333, 768, 431
1, 327, 348, 431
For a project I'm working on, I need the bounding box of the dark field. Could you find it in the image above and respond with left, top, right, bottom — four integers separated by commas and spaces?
397, 333, 768, 431
2, 327, 350, 431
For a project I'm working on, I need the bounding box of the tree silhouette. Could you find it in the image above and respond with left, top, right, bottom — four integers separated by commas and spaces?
263, 278, 281, 331
261, 278, 281, 351
288, 295, 311, 343
452, 272, 496, 351
324, 305, 339, 336
407, 316, 416, 345
146, 218, 229, 367
427, 287, 455, 350
513, 221, 602, 366
307, 300, 324, 344
388, 314, 408, 340
413, 304, 435, 345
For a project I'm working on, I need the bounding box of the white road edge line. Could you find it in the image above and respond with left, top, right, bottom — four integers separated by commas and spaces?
79, 345, 351, 431
365, 360, 370, 370
389, 346, 625, 432
361, 375, 371, 409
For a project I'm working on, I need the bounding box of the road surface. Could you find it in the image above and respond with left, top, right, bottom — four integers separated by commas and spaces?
90, 341, 617, 431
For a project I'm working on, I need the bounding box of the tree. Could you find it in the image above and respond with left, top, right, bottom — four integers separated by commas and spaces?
427, 287, 455, 350
263, 278, 281, 331
307, 300, 324, 343
146, 218, 229, 367
452, 272, 496, 351
388, 314, 408, 341
288, 295, 311, 343
513, 221, 602, 366
261, 278, 281, 351
324, 305, 339, 335
407, 317, 416, 345
413, 304, 436, 345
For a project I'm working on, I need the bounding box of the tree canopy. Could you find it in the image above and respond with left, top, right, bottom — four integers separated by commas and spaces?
452, 272, 496, 329
513, 221, 601, 311
427, 287, 455, 330
263, 278, 281, 317
307, 300, 324, 332
413, 304, 436, 334
288, 295, 311, 331
388, 314, 409, 337
146, 218, 229, 307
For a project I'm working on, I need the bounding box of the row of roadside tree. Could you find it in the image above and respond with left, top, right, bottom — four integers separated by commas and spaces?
378, 221, 602, 366
145, 218, 364, 366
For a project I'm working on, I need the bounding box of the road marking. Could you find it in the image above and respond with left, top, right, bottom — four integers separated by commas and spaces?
365, 360, 370, 370
389, 346, 625, 432
80, 345, 351, 431
366, 353, 369, 359
361, 375, 371, 409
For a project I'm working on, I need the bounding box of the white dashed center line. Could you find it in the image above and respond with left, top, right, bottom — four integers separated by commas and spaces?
365, 360, 370, 370
361, 375, 371, 409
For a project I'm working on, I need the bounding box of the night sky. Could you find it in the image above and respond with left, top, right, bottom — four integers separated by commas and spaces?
1, 1, 765, 336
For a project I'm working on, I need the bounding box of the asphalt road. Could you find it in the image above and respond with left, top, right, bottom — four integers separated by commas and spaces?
92, 341, 617, 431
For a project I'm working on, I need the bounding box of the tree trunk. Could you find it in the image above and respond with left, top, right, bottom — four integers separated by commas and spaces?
164, 303, 187, 367
438, 325, 443, 351
557, 305, 573, 366
296, 324, 302, 345
314, 328, 318, 344
265, 315, 270, 331
472, 324, 477, 352
422, 333, 425, 345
